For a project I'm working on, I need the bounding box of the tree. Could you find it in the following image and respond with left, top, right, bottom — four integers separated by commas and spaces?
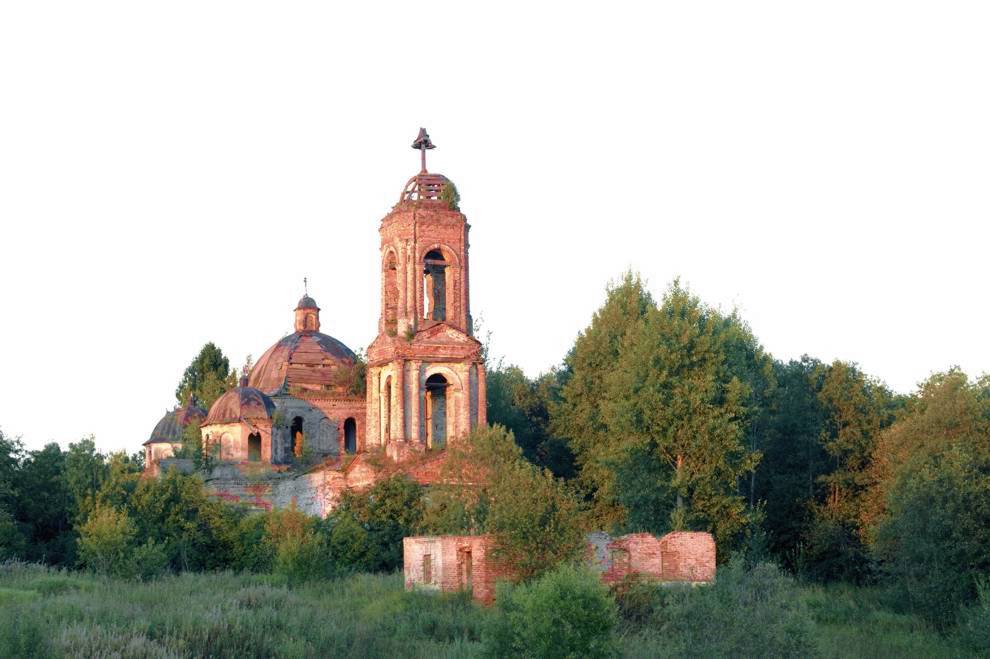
866, 370, 990, 626
755, 357, 829, 568
326, 475, 424, 573
128, 470, 241, 571
63, 436, 107, 522
803, 360, 895, 582
175, 342, 236, 409
423, 425, 587, 581
552, 271, 655, 526
487, 365, 575, 478
15, 443, 74, 565
603, 282, 758, 552
874, 446, 990, 628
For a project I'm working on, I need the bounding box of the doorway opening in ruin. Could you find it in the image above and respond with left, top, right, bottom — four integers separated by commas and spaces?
291, 416, 304, 458
344, 418, 357, 454
248, 432, 261, 462
383, 376, 392, 444
423, 249, 447, 322
422, 553, 433, 584
383, 252, 399, 335
457, 547, 472, 590
425, 373, 448, 448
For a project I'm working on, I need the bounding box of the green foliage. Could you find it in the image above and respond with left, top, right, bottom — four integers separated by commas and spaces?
128, 470, 242, 572
604, 281, 758, 552
955, 577, 990, 654
424, 425, 588, 581
754, 357, 829, 568
487, 365, 575, 478
327, 475, 424, 573
552, 271, 655, 526
0, 506, 26, 560
15, 443, 75, 565
618, 560, 815, 658
440, 180, 460, 210
485, 563, 617, 659
63, 436, 108, 522
0, 566, 485, 658
873, 446, 990, 629
174, 342, 236, 409
77, 505, 136, 575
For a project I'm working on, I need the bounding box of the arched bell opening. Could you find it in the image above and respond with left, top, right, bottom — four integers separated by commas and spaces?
423, 250, 447, 322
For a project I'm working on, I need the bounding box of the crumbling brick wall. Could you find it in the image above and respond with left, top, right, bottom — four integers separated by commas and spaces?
403, 535, 501, 605
406, 530, 717, 606
593, 531, 716, 585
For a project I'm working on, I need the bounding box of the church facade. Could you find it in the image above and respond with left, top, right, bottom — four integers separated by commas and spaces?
143, 130, 486, 514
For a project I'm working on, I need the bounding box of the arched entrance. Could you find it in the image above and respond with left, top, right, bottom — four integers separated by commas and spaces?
291, 416, 304, 458
344, 418, 357, 454
247, 432, 262, 462
425, 373, 448, 448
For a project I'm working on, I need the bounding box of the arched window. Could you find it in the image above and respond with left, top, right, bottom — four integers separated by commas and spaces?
382, 377, 392, 444
384, 252, 399, 334
425, 373, 448, 448
423, 250, 447, 322
344, 418, 357, 454
248, 432, 262, 462
291, 417, 304, 458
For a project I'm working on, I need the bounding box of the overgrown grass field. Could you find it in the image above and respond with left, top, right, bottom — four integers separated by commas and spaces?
0, 560, 979, 658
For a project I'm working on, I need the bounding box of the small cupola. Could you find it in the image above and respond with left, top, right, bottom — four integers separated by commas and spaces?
294, 290, 320, 333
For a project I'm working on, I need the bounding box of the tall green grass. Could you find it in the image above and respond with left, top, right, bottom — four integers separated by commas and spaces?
0, 560, 980, 658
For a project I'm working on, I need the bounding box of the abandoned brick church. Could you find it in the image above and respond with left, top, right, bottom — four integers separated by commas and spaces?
142, 129, 486, 514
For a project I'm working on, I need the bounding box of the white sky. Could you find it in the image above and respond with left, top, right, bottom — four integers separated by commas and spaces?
1, 2, 988, 454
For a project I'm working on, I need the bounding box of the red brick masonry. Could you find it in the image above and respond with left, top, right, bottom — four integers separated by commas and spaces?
404, 530, 716, 605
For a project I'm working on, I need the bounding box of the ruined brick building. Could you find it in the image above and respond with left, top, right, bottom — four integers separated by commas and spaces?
403, 531, 717, 605
143, 129, 486, 514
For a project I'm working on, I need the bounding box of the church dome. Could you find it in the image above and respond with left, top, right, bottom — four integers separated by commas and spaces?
296, 295, 319, 310
249, 331, 358, 395
144, 400, 206, 446
204, 379, 276, 425
248, 293, 359, 395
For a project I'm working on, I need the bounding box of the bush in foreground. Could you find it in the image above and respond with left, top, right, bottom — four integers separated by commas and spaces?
617, 559, 814, 658
485, 563, 617, 658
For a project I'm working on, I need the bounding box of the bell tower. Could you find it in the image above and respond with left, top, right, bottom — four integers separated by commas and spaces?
366, 129, 487, 460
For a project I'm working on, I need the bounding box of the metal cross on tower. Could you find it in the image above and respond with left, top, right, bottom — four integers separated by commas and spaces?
411, 128, 435, 173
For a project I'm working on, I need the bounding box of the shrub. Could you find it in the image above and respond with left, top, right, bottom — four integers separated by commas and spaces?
955, 577, 990, 655
873, 447, 990, 629
129, 539, 170, 581
484, 563, 617, 659
77, 505, 136, 575
274, 529, 332, 584
628, 559, 814, 658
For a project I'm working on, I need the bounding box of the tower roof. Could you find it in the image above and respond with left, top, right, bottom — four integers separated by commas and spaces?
401, 128, 456, 204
